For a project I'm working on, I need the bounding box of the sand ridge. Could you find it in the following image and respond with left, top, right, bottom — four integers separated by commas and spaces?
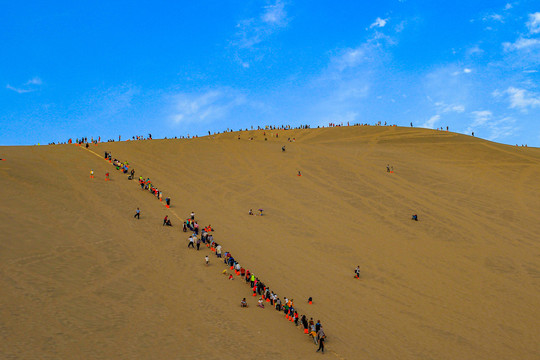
1, 126, 540, 359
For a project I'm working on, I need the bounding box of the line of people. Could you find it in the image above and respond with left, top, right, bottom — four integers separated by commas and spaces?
106, 148, 326, 354
184, 211, 327, 353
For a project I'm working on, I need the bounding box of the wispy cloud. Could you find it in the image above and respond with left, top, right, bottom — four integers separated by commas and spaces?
467, 111, 516, 141
434, 101, 466, 113
483, 13, 504, 22
230, 1, 290, 68
422, 114, 440, 129
526, 12, 540, 34
328, 32, 394, 73
495, 87, 540, 112
169, 88, 247, 125
6, 85, 34, 94
6, 77, 43, 94
370, 17, 388, 28
261, 1, 288, 26
470, 110, 493, 126
25, 77, 42, 85
232, 0, 289, 50
503, 37, 540, 51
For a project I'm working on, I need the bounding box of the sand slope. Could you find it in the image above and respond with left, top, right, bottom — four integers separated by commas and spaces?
1, 126, 539, 359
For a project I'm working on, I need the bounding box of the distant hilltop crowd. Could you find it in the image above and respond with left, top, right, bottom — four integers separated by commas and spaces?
42, 121, 530, 147
45, 122, 404, 145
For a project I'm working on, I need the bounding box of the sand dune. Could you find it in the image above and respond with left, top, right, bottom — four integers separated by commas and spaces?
1, 126, 539, 359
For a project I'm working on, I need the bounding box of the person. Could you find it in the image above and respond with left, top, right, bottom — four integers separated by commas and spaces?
188, 235, 195, 248
240, 298, 248, 307
298, 170, 302, 176
301, 315, 309, 333
166, 219, 172, 226
316, 326, 326, 353
275, 298, 281, 311
205, 255, 209, 265
309, 323, 318, 344
190, 211, 195, 220
258, 209, 263, 216
412, 214, 418, 221
249, 209, 253, 215
308, 296, 313, 304
90, 169, 94, 178
183, 222, 187, 232
216, 244, 222, 258
196, 237, 201, 250
163, 215, 168, 226
134, 208, 140, 219
105, 172, 110, 181
387, 164, 390, 172
258, 298, 265, 308
315, 320, 321, 333
355, 266, 360, 278
282, 145, 286, 152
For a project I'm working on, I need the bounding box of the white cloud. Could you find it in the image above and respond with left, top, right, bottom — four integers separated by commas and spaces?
370, 17, 388, 28
261, 1, 287, 26
502, 87, 540, 111
26, 77, 42, 85
329, 32, 393, 73
527, 12, 540, 34
463, 68, 472, 73
503, 37, 540, 51
482, 13, 504, 22
422, 114, 440, 129
470, 110, 492, 126
6, 84, 34, 94
169, 89, 247, 125
434, 101, 465, 113
504, 3, 513, 10
467, 45, 484, 56
232, 0, 289, 50
6, 77, 43, 94
467, 111, 516, 141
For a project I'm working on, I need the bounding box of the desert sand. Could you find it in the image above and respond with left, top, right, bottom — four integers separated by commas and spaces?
1, 126, 539, 359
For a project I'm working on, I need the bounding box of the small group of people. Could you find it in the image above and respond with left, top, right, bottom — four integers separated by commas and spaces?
137, 176, 171, 207
186, 214, 216, 252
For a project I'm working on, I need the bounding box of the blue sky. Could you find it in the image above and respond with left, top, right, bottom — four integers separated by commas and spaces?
1, 0, 539, 146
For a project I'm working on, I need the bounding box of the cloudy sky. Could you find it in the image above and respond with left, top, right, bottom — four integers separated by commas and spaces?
1, 0, 539, 145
